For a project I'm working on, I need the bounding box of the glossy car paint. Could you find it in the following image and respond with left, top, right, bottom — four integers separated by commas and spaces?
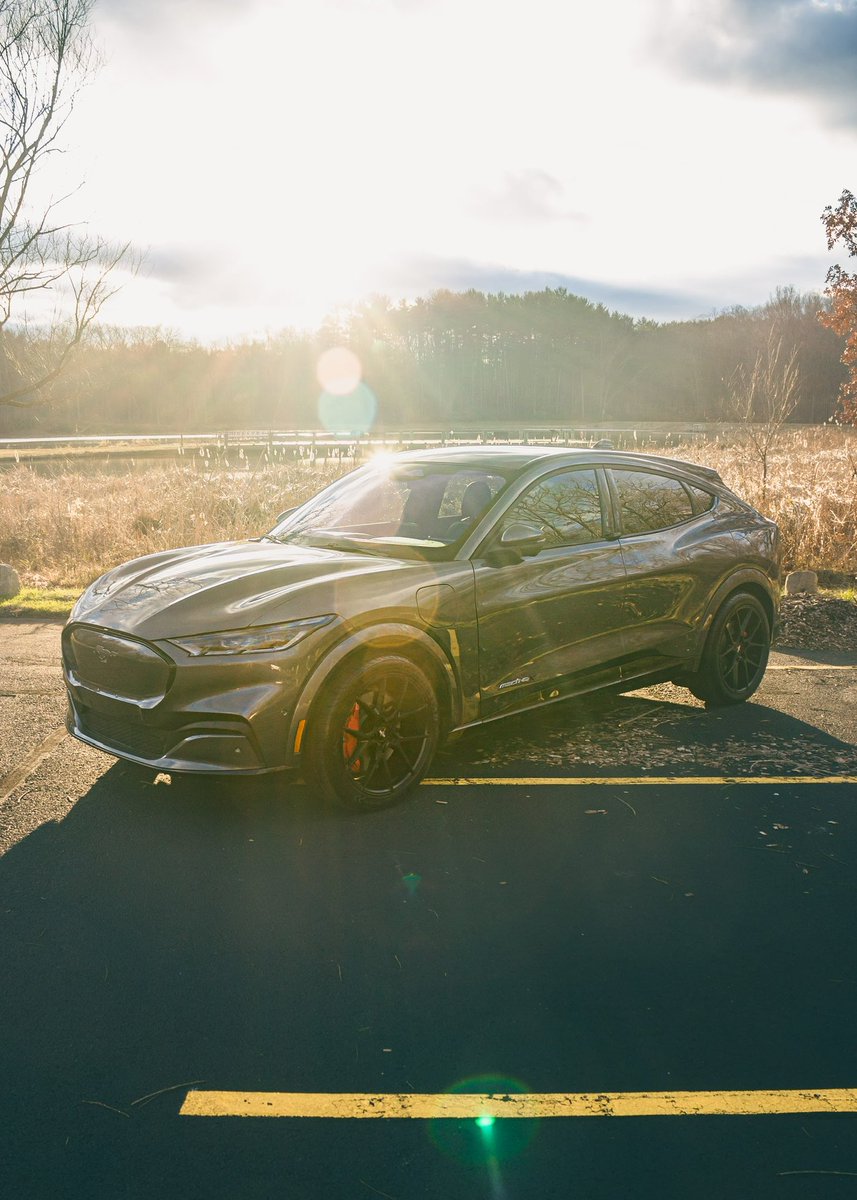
473, 531, 629, 718
62, 446, 781, 776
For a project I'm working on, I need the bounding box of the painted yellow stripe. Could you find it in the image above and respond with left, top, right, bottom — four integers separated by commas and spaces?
0, 726, 67, 805
767, 663, 857, 671
181, 1088, 857, 1119
422, 776, 857, 787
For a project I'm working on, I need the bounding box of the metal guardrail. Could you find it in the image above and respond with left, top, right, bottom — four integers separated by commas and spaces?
0, 426, 714, 451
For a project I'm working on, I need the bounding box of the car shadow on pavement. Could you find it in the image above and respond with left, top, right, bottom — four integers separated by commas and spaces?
434, 688, 857, 777
2, 693, 857, 1199
2, 759, 456, 1197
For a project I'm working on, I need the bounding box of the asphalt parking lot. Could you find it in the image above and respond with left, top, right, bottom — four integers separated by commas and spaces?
2, 620, 857, 1199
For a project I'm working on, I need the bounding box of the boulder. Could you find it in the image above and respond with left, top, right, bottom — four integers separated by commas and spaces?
0, 563, 21, 600
784, 570, 818, 596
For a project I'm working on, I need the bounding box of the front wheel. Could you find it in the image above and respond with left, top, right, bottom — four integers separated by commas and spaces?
303, 654, 440, 811
683, 592, 771, 707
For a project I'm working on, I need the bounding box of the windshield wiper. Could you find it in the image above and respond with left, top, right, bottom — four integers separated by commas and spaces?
271, 530, 382, 555
310, 537, 383, 556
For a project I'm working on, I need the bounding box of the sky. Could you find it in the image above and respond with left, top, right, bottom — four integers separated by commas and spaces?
30, 0, 857, 341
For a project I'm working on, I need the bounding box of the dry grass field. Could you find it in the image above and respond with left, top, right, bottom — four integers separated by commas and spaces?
671, 426, 857, 579
0, 427, 855, 589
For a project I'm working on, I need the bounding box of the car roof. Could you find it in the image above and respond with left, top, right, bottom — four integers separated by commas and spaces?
388, 443, 723, 484
391, 444, 564, 470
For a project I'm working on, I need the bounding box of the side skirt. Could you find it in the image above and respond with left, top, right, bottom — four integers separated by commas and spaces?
451, 663, 678, 735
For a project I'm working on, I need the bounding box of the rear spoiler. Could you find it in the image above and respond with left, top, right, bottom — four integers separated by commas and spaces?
658, 456, 723, 485
601, 451, 724, 486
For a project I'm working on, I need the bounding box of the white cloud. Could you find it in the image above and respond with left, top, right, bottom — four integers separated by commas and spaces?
21, 0, 852, 337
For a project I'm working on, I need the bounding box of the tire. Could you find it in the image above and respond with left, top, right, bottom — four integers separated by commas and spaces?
683, 592, 771, 707
303, 653, 440, 811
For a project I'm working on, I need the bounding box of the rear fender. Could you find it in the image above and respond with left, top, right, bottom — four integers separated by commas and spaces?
686, 569, 779, 671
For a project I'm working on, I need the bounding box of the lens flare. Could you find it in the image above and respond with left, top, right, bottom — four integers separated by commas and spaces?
317, 383, 377, 436
429, 1074, 539, 1168
316, 346, 362, 395
402, 871, 422, 897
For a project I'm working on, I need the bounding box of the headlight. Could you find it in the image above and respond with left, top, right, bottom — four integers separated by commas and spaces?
166, 615, 334, 657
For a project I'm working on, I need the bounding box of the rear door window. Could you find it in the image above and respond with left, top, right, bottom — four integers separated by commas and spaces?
611, 470, 695, 535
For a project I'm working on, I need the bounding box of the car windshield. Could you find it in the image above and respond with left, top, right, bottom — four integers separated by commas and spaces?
267, 459, 512, 559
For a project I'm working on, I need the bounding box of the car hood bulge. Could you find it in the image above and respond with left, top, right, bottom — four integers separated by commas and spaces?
70, 540, 418, 640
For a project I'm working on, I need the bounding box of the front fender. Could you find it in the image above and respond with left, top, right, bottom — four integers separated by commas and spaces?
286, 622, 461, 766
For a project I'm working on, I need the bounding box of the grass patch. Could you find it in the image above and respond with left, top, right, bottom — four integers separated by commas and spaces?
0, 586, 80, 617
821, 586, 857, 603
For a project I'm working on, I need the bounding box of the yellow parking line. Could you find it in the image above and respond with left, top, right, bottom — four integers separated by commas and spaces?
181, 1088, 857, 1119
0, 726, 67, 805
767, 664, 856, 671
422, 776, 857, 787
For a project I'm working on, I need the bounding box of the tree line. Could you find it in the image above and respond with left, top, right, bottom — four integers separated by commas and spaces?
0, 284, 847, 437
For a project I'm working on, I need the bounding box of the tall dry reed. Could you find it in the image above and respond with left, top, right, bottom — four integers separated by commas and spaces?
0, 460, 347, 587
668, 427, 857, 576
1, 427, 855, 587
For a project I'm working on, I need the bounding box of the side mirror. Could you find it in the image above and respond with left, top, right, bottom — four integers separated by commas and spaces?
499, 521, 545, 550
274, 507, 296, 524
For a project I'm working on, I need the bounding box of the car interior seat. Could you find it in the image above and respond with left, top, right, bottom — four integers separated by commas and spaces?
444, 478, 494, 541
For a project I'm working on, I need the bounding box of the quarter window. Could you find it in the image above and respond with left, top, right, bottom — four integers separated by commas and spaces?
612, 470, 695, 534
687, 484, 716, 514
503, 469, 604, 547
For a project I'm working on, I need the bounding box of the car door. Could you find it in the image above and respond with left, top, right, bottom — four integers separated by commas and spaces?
608, 467, 738, 674
472, 466, 629, 719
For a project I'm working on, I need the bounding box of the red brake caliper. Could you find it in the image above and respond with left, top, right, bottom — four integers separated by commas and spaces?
344, 702, 361, 774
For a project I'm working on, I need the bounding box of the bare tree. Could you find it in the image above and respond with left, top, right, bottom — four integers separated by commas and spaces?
0, 0, 131, 408
727, 332, 800, 504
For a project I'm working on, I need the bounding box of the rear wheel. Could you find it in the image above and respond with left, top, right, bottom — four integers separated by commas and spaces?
303, 654, 440, 810
684, 592, 771, 706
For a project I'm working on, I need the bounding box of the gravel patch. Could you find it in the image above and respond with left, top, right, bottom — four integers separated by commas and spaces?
445, 593, 857, 776
777, 594, 857, 653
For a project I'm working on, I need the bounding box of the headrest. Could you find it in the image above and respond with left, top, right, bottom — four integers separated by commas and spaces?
461, 479, 493, 519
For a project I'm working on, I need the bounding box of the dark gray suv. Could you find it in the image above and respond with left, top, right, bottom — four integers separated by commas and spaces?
62, 445, 781, 808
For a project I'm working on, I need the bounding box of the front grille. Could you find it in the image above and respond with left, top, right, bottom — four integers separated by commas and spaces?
64, 626, 172, 703
77, 708, 170, 760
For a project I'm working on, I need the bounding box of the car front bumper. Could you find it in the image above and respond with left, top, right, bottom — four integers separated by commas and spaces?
62, 622, 321, 774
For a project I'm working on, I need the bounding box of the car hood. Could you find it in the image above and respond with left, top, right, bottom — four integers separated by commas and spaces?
70, 539, 417, 641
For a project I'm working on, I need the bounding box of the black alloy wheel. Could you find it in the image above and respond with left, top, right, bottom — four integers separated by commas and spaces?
304, 654, 440, 810
685, 592, 771, 706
